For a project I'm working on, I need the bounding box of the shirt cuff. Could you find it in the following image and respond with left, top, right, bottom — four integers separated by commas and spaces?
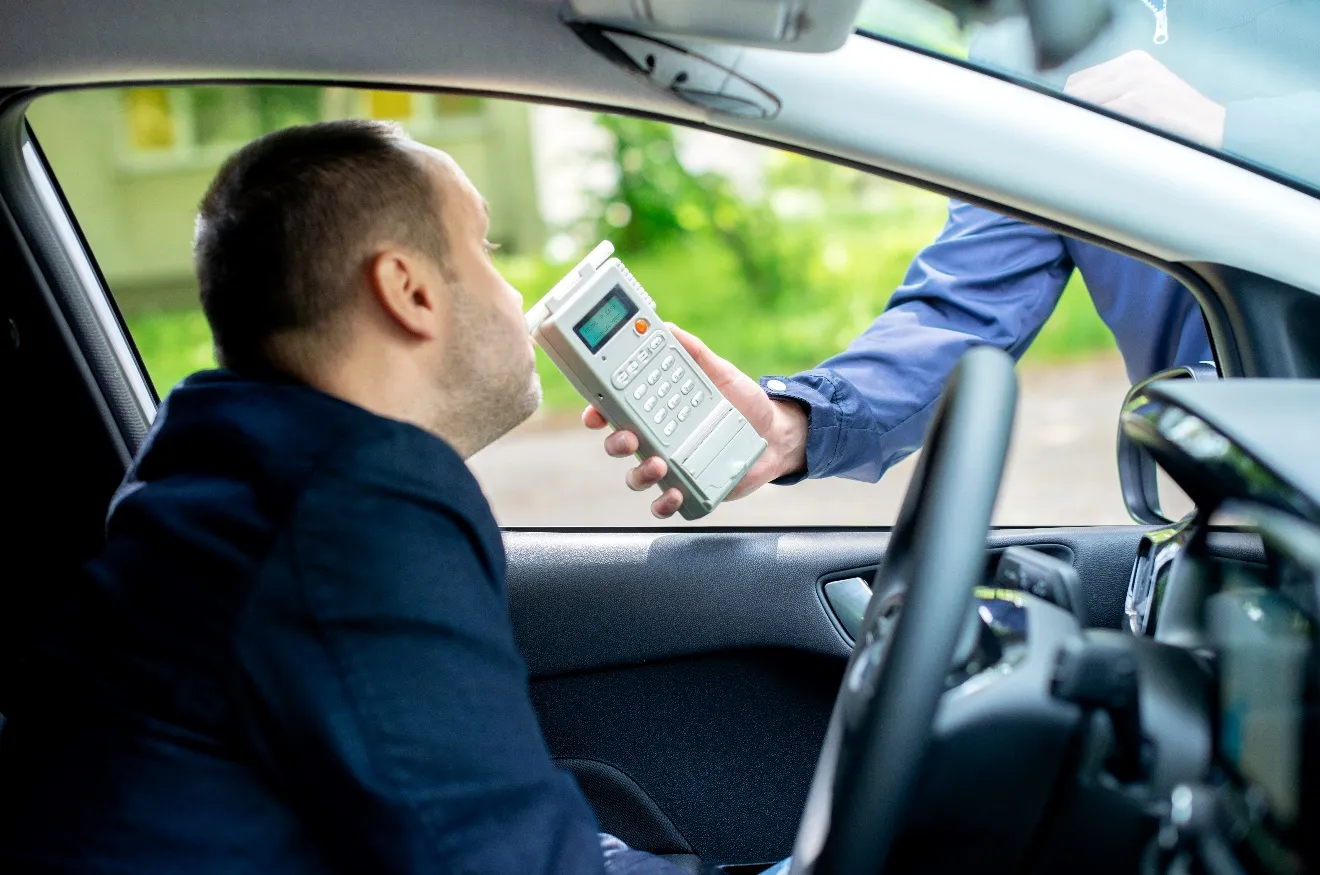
759, 375, 839, 485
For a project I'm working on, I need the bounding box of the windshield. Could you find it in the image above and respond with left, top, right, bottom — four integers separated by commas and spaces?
856, 0, 1320, 196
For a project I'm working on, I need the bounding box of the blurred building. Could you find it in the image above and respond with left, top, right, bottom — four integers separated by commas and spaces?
27, 87, 543, 315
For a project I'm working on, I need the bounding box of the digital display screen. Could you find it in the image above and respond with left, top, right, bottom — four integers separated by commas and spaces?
574, 286, 637, 354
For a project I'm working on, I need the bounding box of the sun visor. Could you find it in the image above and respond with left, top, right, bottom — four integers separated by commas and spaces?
564, 0, 866, 53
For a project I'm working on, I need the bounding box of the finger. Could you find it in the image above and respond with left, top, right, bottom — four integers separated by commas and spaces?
1064, 49, 1147, 90
727, 466, 769, 501
604, 429, 640, 458
726, 476, 760, 502
1065, 51, 1166, 106
651, 488, 684, 519
1069, 83, 1142, 110
1065, 70, 1135, 106
1064, 52, 1143, 99
668, 323, 725, 374
625, 456, 668, 491
668, 322, 747, 397
582, 405, 610, 430
727, 450, 781, 501
1095, 93, 1169, 134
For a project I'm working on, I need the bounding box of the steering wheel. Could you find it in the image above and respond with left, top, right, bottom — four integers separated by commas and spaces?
788, 346, 1018, 875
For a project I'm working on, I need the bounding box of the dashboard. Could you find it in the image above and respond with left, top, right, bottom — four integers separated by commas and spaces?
1120, 380, 1320, 874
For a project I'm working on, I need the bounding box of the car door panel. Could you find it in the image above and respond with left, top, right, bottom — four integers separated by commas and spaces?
508, 526, 1151, 866
507, 528, 1155, 676
535, 648, 840, 866
513, 526, 1264, 866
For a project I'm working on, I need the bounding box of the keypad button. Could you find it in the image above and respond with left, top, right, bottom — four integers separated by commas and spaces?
663, 420, 677, 436
667, 395, 681, 409
670, 366, 684, 383
660, 354, 675, 370
657, 381, 671, 397
680, 379, 694, 395
691, 391, 705, 407
632, 384, 646, 400
643, 396, 657, 412
646, 369, 661, 385
648, 334, 665, 352
653, 409, 666, 425
626, 361, 641, 375
677, 406, 690, 422
612, 369, 630, 388
636, 349, 650, 364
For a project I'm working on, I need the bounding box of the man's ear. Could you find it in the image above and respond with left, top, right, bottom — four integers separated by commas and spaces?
366, 248, 446, 340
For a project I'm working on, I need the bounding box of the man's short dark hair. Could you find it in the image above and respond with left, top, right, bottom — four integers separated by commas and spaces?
194, 119, 447, 373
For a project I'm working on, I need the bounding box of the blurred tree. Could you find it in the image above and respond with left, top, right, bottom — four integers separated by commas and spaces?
592, 115, 816, 310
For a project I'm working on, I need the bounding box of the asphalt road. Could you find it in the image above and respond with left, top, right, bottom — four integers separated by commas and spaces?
469, 354, 1143, 528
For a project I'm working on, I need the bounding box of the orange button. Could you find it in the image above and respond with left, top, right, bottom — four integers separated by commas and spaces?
634, 318, 649, 335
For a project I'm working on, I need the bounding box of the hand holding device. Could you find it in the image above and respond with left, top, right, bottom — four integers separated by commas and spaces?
583, 326, 809, 519
526, 241, 768, 520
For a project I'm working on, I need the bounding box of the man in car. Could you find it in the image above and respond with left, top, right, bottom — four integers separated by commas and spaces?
587, 21, 1247, 517
0, 121, 687, 874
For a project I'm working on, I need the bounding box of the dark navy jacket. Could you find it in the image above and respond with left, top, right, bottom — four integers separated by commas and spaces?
0, 371, 670, 874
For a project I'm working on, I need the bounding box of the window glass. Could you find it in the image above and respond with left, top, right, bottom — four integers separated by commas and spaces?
254, 86, 322, 132
434, 94, 483, 117
124, 88, 177, 151
855, 0, 1320, 196
29, 85, 1205, 527
192, 87, 259, 146
365, 89, 414, 121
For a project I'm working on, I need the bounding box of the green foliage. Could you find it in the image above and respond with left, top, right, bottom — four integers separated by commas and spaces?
127, 308, 216, 395
592, 115, 813, 310
125, 111, 1118, 404
129, 238, 1115, 403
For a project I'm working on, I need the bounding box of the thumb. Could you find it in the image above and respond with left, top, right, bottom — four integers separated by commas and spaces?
669, 323, 736, 393
667, 323, 775, 435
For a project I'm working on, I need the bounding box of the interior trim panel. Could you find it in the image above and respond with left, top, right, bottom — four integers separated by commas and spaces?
505, 527, 1150, 678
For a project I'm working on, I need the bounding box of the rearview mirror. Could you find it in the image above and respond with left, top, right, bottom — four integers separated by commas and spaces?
1117, 363, 1218, 525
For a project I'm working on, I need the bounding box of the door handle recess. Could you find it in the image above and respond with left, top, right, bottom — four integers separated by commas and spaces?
822, 577, 872, 642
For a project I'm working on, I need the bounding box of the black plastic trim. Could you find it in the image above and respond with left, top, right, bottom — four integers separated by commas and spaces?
0, 88, 147, 457
1188, 262, 1320, 379
505, 528, 1144, 679
0, 92, 132, 469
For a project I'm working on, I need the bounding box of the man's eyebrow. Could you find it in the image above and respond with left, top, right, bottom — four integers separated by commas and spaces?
482, 199, 490, 219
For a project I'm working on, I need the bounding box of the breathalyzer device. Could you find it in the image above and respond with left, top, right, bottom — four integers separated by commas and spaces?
525, 241, 766, 520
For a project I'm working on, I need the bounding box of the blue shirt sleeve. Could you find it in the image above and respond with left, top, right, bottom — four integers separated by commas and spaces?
233, 432, 621, 875
762, 201, 1073, 483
